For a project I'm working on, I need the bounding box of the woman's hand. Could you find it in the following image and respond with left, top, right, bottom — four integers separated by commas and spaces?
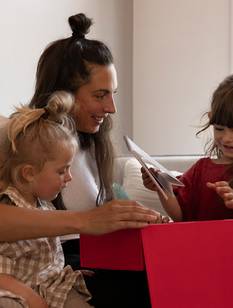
207, 181, 233, 209
76, 200, 164, 235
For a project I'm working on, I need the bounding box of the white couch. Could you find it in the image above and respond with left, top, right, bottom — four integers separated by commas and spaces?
113, 155, 202, 215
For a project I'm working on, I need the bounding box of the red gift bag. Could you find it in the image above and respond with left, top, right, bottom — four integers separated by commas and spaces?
80, 220, 233, 308
80, 229, 144, 270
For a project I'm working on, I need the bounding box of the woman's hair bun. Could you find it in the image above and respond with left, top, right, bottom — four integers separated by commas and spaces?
68, 13, 93, 39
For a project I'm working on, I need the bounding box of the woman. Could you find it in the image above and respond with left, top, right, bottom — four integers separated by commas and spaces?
0, 13, 161, 307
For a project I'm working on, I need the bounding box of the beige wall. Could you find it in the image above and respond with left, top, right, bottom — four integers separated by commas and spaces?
133, 0, 231, 155
0, 0, 133, 154
1, 0, 232, 155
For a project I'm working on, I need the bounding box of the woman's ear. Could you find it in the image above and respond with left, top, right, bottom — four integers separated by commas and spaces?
21, 164, 36, 183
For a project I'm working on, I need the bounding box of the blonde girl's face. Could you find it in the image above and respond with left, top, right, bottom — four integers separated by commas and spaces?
71, 63, 118, 133
30, 141, 76, 201
213, 125, 233, 163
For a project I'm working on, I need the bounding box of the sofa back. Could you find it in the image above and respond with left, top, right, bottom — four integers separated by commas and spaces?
114, 155, 202, 185
113, 155, 203, 215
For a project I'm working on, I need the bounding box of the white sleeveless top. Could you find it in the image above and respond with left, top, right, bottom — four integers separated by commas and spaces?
62, 148, 99, 211
61, 149, 99, 241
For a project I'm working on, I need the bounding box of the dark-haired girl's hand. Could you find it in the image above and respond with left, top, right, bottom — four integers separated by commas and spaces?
141, 167, 159, 191
207, 181, 233, 209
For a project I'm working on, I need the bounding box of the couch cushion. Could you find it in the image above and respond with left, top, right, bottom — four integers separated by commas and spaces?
113, 155, 202, 214
113, 155, 202, 184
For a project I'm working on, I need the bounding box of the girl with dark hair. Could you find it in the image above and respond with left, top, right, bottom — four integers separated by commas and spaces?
142, 74, 233, 222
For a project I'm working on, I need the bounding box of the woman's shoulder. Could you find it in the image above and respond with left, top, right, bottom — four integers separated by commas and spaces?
72, 148, 98, 178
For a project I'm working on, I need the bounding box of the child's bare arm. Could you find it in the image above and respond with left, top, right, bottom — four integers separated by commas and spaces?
0, 274, 48, 308
207, 181, 233, 209
141, 167, 183, 221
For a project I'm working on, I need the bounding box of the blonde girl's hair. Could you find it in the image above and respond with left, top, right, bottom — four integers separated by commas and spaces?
197, 74, 233, 158
0, 91, 77, 190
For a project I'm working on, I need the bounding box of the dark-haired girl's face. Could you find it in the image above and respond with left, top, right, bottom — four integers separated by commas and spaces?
214, 124, 233, 163
71, 64, 117, 133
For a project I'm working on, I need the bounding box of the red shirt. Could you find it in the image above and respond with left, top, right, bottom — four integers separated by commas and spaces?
174, 157, 233, 221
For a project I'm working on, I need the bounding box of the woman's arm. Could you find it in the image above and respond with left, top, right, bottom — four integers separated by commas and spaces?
0, 200, 161, 241
0, 204, 80, 241
0, 274, 48, 308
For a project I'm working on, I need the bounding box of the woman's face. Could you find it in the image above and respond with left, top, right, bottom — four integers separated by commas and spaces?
71, 63, 117, 133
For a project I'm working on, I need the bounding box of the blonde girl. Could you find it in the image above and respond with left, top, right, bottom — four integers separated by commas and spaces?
0, 91, 92, 308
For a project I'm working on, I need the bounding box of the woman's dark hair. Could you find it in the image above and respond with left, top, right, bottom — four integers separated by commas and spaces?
197, 74, 233, 158
29, 13, 114, 207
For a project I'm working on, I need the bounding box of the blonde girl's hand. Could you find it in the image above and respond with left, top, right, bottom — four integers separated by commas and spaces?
77, 200, 164, 235
207, 181, 233, 209
141, 167, 159, 191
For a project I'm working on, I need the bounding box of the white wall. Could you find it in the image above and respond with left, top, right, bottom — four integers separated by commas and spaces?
133, 0, 231, 155
0, 0, 133, 154
1, 1, 232, 156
